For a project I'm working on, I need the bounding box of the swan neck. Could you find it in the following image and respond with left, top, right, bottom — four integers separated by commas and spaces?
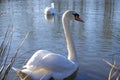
62, 17, 78, 62
51, 3, 54, 8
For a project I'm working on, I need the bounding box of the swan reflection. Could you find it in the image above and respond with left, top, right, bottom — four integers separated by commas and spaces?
44, 14, 55, 23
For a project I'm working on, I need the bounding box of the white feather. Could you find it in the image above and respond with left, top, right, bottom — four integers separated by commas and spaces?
23, 50, 77, 79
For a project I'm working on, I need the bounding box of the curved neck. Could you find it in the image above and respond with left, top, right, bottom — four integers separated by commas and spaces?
62, 17, 78, 62
51, 3, 54, 8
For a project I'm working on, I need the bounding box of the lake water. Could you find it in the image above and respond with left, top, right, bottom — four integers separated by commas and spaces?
0, 0, 120, 80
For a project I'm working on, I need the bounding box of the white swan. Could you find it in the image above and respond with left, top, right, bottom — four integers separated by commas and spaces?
13, 10, 84, 80
44, 3, 56, 15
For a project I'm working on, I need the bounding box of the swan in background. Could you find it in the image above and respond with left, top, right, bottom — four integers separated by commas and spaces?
12, 10, 84, 80
44, 3, 56, 23
44, 2, 56, 15
44, 2, 62, 23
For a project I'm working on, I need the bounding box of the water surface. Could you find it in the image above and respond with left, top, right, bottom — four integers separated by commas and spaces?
0, 0, 120, 80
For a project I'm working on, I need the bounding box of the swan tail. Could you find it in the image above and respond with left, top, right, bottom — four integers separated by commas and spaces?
12, 67, 21, 73
12, 67, 33, 80
22, 65, 27, 68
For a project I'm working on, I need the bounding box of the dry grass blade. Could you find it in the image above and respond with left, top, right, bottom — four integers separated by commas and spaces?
0, 26, 14, 57
1, 63, 12, 80
103, 59, 120, 80
2, 26, 14, 67
108, 59, 116, 80
11, 32, 30, 63
116, 74, 120, 80
0, 66, 4, 75
0, 27, 30, 80
108, 64, 114, 80
111, 71, 118, 79
103, 59, 120, 70
0, 26, 14, 79
2, 32, 30, 80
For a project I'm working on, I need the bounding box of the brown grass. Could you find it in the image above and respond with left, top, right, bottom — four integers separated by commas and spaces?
103, 59, 120, 80
0, 26, 30, 80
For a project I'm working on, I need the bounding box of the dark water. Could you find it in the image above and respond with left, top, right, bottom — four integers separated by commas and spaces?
0, 0, 120, 80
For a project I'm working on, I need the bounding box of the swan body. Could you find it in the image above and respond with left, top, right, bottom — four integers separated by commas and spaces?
44, 3, 56, 15
13, 10, 84, 80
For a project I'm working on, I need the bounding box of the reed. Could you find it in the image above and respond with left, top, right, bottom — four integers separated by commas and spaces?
0, 26, 30, 80
103, 59, 120, 80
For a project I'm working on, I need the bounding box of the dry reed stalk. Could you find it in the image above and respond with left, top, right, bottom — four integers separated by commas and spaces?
0, 26, 30, 80
103, 59, 120, 70
0, 26, 14, 57
0, 26, 14, 79
103, 59, 120, 80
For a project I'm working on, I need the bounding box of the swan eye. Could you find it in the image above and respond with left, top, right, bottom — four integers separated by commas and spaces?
73, 13, 79, 19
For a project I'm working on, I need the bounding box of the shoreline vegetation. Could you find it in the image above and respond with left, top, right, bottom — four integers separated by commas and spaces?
103, 59, 120, 80
0, 26, 30, 80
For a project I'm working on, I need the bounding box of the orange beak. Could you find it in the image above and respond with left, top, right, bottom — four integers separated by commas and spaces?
75, 17, 84, 23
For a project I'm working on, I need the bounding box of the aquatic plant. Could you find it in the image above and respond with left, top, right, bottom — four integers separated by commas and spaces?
103, 59, 120, 80
0, 26, 29, 80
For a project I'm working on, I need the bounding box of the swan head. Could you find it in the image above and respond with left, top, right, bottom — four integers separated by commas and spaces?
51, 2, 54, 8
62, 10, 84, 22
